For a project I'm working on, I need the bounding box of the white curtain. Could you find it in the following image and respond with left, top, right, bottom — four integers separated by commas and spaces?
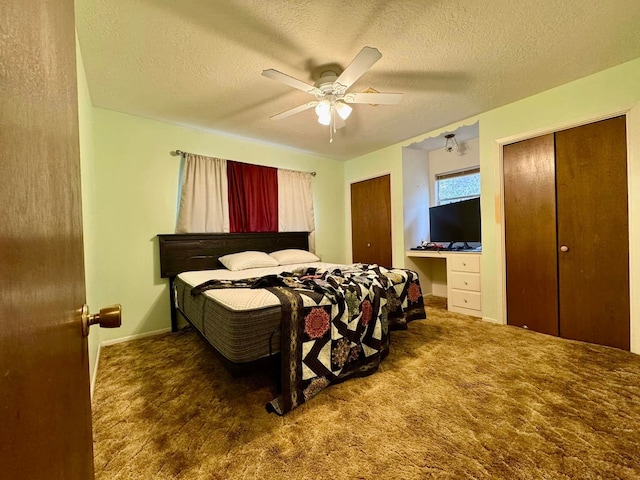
278, 169, 315, 251
175, 154, 230, 233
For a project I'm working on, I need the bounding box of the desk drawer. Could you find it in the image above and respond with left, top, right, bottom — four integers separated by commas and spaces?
448, 254, 480, 273
449, 272, 481, 292
450, 290, 481, 310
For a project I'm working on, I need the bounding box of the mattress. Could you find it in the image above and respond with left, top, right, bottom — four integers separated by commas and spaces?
175, 262, 341, 364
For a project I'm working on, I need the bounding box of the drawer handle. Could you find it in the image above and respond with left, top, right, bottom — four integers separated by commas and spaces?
464, 281, 468, 285
462, 262, 466, 266
464, 299, 468, 303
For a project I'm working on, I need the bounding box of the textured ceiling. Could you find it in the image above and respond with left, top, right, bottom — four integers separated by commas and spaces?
75, 0, 640, 161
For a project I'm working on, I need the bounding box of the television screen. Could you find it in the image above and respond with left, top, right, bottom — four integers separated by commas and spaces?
429, 197, 481, 244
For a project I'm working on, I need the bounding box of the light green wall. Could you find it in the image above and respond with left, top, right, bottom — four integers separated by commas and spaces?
344, 144, 405, 265
92, 109, 346, 341
344, 56, 640, 353
76, 36, 101, 386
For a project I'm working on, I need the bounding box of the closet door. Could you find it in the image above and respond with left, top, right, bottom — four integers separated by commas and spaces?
351, 175, 392, 267
503, 134, 559, 335
555, 116, 629, 350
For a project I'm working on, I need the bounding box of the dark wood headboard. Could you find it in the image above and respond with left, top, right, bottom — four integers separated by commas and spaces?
158, 232, 309, 278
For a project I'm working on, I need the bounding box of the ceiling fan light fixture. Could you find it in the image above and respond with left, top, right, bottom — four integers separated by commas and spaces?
315, 100, 332, 125
315, 100, 330, 116
336, 101, 352, 120
263, 47, 402, 144
317, 112, 331, 126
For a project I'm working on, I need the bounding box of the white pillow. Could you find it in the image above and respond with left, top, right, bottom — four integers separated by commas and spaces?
269, 249, 320, 265
218, 251, 279, 271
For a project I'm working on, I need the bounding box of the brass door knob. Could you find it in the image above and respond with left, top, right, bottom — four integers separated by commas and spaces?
82, 304, 122, 337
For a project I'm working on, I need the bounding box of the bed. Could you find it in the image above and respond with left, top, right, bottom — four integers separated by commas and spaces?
159, 232, 426, 414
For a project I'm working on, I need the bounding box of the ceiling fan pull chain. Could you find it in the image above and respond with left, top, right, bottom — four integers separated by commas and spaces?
329, 106, 334, 143
332, 105, 337, 133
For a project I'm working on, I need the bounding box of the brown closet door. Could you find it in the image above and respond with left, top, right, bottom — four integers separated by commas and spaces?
555, 116, 629, 350
351, 175, 392, 267
503, 134, 559, 335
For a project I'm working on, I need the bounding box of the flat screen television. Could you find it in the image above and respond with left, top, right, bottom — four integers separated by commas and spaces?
429, 197, 481, 247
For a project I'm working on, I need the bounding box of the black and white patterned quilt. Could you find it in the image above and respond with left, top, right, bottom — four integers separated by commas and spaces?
191, 264, 426, 415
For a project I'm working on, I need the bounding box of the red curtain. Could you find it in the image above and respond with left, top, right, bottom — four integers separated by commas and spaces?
227, 161, 278, 232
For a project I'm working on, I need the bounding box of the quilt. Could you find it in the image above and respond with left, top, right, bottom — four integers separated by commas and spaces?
191, 264, 426, 414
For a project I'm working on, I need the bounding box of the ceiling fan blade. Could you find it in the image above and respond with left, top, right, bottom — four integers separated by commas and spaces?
262, 69, 320, 95
270, 101, 318, 120
334, 47, 382, 91
344, 92, 403, 105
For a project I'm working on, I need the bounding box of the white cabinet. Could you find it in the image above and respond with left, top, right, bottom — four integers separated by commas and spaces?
447, 253, 481, 317
449, 272, 481, 291
405, 251, 482, 317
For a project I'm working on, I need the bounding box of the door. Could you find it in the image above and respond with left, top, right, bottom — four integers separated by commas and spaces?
503, 134, 559, 335
555, 117, 629, 350
351, 175, 392, 267
0, 1, 95, 478
503, 117, 630, 350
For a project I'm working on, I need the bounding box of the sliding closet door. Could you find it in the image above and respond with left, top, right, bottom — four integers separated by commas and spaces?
555, 116, 629, 350
503, 134, 559, 335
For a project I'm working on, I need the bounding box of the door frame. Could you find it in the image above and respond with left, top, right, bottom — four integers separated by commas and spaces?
495, 105, 640, 353
346, 170, 394, 264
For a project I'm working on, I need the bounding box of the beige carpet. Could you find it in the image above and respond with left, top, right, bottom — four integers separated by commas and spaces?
92, 298, 640, 479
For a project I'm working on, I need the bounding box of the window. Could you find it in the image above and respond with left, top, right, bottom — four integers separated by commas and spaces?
436, 167, 480, 205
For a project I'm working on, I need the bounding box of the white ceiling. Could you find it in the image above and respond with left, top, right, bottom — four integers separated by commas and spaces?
75, 0, 640, 161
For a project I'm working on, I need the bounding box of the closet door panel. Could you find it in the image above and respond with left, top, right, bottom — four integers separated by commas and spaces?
351, 175, 392, 268
503, 134, 559, 335
555, 116, 629, 350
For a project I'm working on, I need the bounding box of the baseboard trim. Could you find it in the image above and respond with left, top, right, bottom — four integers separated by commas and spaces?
482, 316, 502, 325
100, 328, 172, 347
90, 342, 101, 401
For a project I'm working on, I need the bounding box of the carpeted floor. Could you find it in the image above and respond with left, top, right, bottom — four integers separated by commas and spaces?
92, 297, 640, 479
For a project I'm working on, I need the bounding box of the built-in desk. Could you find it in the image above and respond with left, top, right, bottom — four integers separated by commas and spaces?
406, 250, 482, 317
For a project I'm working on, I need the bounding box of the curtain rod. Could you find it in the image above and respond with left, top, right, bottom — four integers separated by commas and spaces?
171, 149, 316, 176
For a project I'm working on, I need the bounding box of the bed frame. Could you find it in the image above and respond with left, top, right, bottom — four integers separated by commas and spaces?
158, 232, 309, 375
159, 231, 309, 330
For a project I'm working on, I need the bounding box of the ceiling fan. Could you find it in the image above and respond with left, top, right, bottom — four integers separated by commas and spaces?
262, 47, 403, 143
